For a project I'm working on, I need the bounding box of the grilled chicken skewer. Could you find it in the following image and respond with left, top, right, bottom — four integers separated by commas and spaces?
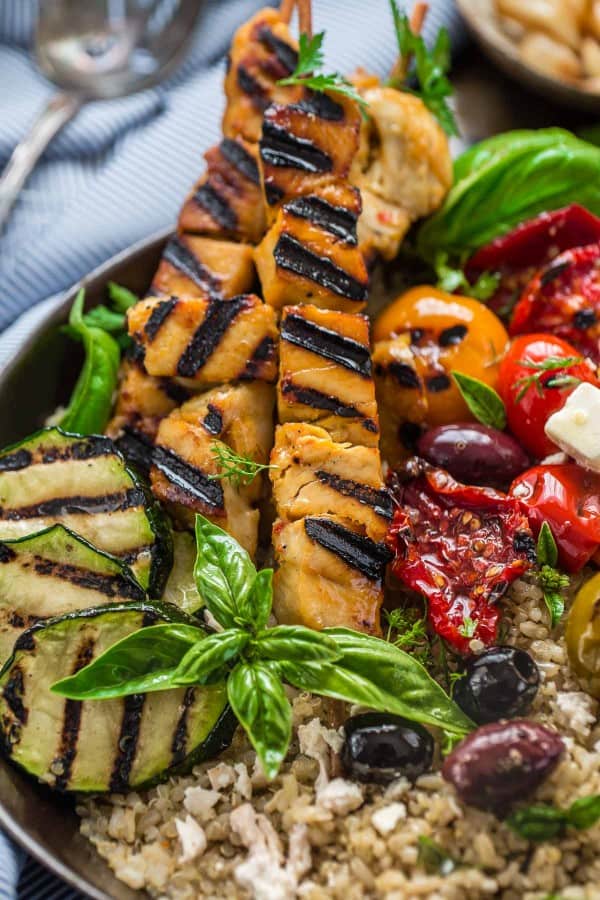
246, 27, 391, 632
108, 4, 304, 558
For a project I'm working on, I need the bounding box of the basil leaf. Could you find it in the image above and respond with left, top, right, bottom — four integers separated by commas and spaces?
418, 128, 600, 262
452, 371, 506, 431
194, 515, 257, 630
51, 623, 203, 699
248, 567, 273, 631
255, 625, 341, 663
567, 795, 600, 830
83, 306, 126, 334
417, 836, 458, 876
60, 289, 121, 436
227, 661, 292, 779
537, 522, 559, 568
325, 628, 473, 734
507, 805, 567, 842
173, 630, 249, 685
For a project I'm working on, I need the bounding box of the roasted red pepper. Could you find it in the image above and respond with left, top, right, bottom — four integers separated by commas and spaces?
511, 464, 600, 573
388, 464, 536, 653
466, 205, 600, 319
509, 243, 600, 363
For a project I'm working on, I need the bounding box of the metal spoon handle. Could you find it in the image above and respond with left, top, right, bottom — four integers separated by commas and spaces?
0, 92, 82, 231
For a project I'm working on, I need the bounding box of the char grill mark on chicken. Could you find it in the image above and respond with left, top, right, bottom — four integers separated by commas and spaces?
255, 182, 368, 313
150, 383, 275, 557
127, 294, 278, 388
152, 235, 256, 300
178, 138, 266, 244
258, 96, 361, 215
223, 7, 302, 144
277, 305, 379, 445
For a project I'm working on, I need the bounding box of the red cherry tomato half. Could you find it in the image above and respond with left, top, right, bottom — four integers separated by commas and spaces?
498, 334, 599, 460
466, 205, 600, 319
510, 464, 600, 573
510, 243, 600, 363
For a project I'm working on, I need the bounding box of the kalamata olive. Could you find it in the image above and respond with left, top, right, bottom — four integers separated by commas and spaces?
453, 646, 540, 724
442, 720, 564, 811
417, 423, 530, 488
341, 712, 434, 783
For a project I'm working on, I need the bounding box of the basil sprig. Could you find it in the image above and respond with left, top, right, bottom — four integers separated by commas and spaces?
508, 795, 600, 842
53, 515, 473, 778
452, 371, 507, 431
536, 522, 570, 628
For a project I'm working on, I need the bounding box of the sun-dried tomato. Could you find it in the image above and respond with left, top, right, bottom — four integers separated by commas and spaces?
510, 243, 600, 363
387, 464, 537, 653
466, 205, 600, 320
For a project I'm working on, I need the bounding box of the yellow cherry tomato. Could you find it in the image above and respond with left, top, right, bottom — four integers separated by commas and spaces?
566, 572, 600, 698
373, 286, 509, 427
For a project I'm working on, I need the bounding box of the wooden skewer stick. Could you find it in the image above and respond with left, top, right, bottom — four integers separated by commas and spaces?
298, 0, 313, 37
279, 0, 296, 25
389, 1, 429, 85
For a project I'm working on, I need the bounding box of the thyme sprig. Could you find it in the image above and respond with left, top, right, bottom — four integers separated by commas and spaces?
209, 442, 277, 488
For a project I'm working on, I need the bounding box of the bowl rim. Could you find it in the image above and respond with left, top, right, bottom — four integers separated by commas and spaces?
0, 226, 173, 900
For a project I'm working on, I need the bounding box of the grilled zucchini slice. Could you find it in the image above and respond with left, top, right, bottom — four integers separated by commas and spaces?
0, 601, 235, 792
0, 524, 145, 666
0, 428, 173, 595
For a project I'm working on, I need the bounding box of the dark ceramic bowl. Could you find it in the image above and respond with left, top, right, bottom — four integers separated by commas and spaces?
0, 228, 172, 900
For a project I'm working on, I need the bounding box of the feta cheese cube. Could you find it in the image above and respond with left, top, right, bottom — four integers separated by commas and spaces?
544, 383, 600, 472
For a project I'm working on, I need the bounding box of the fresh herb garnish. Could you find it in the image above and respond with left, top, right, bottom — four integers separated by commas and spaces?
458, 615, 476, 639
452, 371, 507, 431
388, 1, 458, 136
434, 252, 500, 301
59, 289, 121, 436
508, 794, 600, 842
209, 442, 276, 489
53, 515, 473, 779
514, 356, 584, 403
79, 281, 139, 350
383, 606, 432, 667
417, 836, 459, 875
536, 522, 570, 628
278, 32, 367, 111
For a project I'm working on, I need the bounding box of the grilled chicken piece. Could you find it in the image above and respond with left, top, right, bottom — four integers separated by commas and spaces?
373, 335, 428, 467
259, 96, 362, 215
127, 294, 278, 388
272, 514, 389, 634
254, 182, 369, 312
151, 383, 275, 557
350, 88, 452, 261
104, 358, 191, 474
106, 358, 189, 441
223, 7, 302, 143
178, 138, 266, 244
277, 304, 379, 447
271, 422, 391, 541
152, 235, 255, 299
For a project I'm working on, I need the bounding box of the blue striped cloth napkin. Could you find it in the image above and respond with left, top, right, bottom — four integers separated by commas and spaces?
0, 1, 465, 896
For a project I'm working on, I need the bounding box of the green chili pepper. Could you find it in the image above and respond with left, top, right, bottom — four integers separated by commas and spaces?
60, 289, 121, 435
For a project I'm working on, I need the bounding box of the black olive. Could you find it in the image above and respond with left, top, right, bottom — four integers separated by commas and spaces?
341, 712, 434, 783
453, 646, 540, 725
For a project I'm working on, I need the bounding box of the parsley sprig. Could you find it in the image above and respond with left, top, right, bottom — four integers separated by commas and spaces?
278, 32, 368, 111
209, 442, 276, 489
536, 522, 570, 628
515, 356, 584, 403
388, 0, 458, 136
